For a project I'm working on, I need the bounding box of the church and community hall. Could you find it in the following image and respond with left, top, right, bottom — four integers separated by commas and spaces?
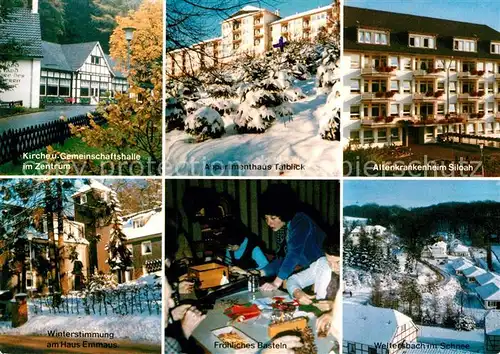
0, 0, 128, 109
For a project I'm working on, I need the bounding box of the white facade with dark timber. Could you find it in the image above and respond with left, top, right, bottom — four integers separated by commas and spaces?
40, 41, 128, 105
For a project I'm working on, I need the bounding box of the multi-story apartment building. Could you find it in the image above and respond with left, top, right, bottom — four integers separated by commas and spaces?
166, 3, 336, 77
343, 6, 500, 147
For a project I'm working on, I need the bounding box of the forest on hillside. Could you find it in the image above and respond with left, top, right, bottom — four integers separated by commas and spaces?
344, 201, 500, 262
4, 0, 141, 52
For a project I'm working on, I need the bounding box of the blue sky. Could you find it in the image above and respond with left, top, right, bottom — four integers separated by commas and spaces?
344, 180, 500, 208
346, 0, 500, 31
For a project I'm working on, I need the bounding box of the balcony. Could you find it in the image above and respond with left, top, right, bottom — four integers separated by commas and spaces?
232, 37, 242, 43
413, 68, 443, 79
457, 92, 485, 102
494, 93, 500, 101
254, 31, 263, 38
254, 21, 263, 27
495, 113, 500, 122
413, 91, 445, 101
458, 113, 485, 123
457, 70, 484, 79
360, 117, 400, 127
361, 66, 397, 78
410, 115, 465, 126
361, 91, 396, 102
494, 73, 500, 80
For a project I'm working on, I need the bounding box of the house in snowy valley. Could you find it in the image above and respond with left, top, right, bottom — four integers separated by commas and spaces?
0, 0, 128, 108
449, 239, 469, 256
462, 265, 487, 283
123, 208, 163, 280
349, 225, 394, 246
166, 3, 337, 76
343, 303, 419, 354
476, 282, 500, 309
485, 310, 500, 354
0, 216, 88, 294
421, 240, 447, 259
450, 257, 474, 275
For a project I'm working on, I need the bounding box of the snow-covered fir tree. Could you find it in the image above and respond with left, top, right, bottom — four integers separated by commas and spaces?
455, 313, 476, 331
185, 106, 225, 141
165, 86, 186, 132
105, 191, 132, 284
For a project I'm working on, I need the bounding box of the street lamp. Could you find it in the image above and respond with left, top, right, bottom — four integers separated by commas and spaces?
123, 26, 136, 73
479, 142, 485, 176
27, 231, 33, 296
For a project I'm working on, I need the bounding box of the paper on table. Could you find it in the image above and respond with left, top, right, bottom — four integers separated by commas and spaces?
252, 295, 293, 310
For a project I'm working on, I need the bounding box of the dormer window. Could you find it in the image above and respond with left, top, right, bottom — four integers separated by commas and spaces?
454, 38, 477, 52
358, 29, 389, 45
409, 34, 436, 49
491, 42, 500, 54
133, 218, 146, 228
80, 194, 87, 205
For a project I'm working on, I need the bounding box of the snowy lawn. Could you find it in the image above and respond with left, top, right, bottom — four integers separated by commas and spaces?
165, 80, 341, 177
418, 326, 484, 353
0, 314, 161, 344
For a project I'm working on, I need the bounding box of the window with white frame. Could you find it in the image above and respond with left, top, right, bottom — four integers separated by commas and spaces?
488, 82, 493, 93
409, 34, 436, 49
403, 104, 412, 116
377, 129, 387, 142
437, 104, 444, 115
350, 105, 360, 119
449, 81, 457, 93
402, 58, 412, 70
491, 42, 500, 54
26, 271, 35, 289
449, 103, 456, 113
350, 79, 360, 92
364, 130, 374, 142
389, 56, 399, 68
390, 80, 399, 91
403, 81, 411, 93
488, 102, 494, 113
486, 62, 494, 73
390, 104, 399, 116
141, 241, 152, 255
454, 38, 476, 52
358, 29, 389, 45
449, 60, 457, 71
80, 194, 88, 205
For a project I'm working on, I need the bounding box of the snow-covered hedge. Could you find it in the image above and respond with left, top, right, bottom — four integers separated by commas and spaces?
185, 106, 225, 140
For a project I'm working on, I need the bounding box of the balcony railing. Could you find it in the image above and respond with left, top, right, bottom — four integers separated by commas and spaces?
413, 91, 444, 101
361, 66, 397, 76
495, 112, 500, 121
457, 92, 485, 101
458, 113, 485, 122
360, 117, 400, 127
494, 93, 500, 101
495, 73, 500, 80
457, 70, 484, 79
361, 91, 397, 101
413, 69, 443, 77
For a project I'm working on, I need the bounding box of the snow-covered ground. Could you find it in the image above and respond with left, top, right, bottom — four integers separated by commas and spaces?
0, 314, 161, 343
343, 216, 368, 225
165, 80, 341, 176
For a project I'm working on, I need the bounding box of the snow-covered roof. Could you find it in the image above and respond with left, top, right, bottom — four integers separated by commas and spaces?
432, 241, 447, 249
223, 5, 272, 23
450, 244, 469, 253
450, 258, 473, 271
270, 4, 332, 25
351, 225, 387, 235
343, 303, 414, 345
123, 209, 163, 240
475, 272, 500, 286
462, 266, 487, 278
72, 179, 112, 197
476, 282, 500, 301
485, 310, 500, 335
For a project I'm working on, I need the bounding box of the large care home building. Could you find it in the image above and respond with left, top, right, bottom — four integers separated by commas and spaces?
342, 6, 500, 147
166, 2, 337, 77
0, 1, 128, 109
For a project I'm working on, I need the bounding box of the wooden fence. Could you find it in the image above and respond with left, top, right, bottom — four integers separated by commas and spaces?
0, 113, 105, 164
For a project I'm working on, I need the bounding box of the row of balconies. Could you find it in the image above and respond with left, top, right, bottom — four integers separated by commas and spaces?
359, 113, 500, 127
360, 91, 500, 102
361, 67, 500, 80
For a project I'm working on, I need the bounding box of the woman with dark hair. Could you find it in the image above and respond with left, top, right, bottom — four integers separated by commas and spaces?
223, 221, 269, 275
259, 184, 326, 291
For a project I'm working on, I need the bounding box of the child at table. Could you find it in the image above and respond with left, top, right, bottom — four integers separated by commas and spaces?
223, 221, 270, 275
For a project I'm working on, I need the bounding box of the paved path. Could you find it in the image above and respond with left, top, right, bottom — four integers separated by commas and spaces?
0, 335, 160, 353
0, 105, 97, 132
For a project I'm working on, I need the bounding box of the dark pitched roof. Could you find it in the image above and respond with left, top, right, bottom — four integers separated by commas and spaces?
41, 42, 71, 71
0, 8, 42, 58
344, 6, 500, 60
60, 41, 99, 71
105, 55, 126, 78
